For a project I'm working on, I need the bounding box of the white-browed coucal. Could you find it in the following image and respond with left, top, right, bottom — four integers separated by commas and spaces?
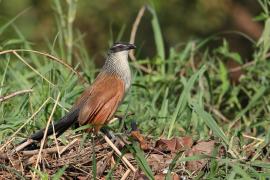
26, 42, 136, 142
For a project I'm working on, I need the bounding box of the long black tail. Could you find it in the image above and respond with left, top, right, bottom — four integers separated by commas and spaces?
28, 108, 80, 141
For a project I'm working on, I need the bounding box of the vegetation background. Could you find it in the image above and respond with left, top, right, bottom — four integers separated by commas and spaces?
0, 0, 270, 179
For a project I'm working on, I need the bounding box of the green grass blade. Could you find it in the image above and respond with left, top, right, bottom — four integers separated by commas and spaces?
105, 153, 122, 179
147, 5, 165, 74
257, 18, 270, 59
92, 137, 97, 180
248, 160, 270, 169
235, 86, 266, 120
192, 103, 229, 145
30, 167, 49, 180
0, 8, 30, 35
232, 164, 252, 180
148, 6, 165, 60
127, 142, 154, 179
178, 154, 209, 163
167, 65, 206, 138
165, 152, 182, 180
52, 166, 67, 180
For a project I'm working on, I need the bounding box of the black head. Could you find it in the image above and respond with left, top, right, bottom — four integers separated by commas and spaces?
110, 42, 136, 53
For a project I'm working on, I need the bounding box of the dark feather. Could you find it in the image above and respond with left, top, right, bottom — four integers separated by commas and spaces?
22, 108, 79, 144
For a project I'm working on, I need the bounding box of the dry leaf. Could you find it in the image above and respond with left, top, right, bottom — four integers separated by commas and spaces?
176, 136, 193, 150
131, 130, 150, 150
156, 137, 193, 153
154, 173, 180, 180
186, 140, 215, 172
147, 154, 166, 172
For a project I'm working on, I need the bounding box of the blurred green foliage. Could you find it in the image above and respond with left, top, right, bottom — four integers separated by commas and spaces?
0, 0, 261, 60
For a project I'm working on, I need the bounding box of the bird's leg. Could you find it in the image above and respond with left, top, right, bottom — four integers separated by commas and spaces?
130, 120, 138, 132
100, 127, 117, 143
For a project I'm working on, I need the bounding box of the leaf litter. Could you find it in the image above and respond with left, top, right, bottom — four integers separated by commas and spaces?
0, 129, 264, 179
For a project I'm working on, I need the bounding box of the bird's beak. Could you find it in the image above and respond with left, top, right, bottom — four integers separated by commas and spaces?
127, 43, 136, 50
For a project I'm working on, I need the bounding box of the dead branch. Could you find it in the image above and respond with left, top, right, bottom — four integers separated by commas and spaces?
21, 146, 65, 156
129, 5, 146, 61
0, 89, 33, 103
103, 135, 136, 173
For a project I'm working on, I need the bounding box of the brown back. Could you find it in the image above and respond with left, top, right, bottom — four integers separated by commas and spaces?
75, 72, 125, 132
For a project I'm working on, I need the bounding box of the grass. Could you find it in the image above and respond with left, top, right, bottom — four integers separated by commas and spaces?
1, 0, 270, 179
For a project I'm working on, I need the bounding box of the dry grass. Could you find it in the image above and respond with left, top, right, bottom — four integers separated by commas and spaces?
0, 132, 196, 179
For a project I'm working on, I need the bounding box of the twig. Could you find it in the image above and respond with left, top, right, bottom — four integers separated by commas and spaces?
12, 51, 55, 87
34, 93, 61, 169
131, 63, 156, 74
108, 117, 119, 125
212, 108, 230, 123
11, 96, 69, 154
72, 165, 91, 175
128, 6, 155, 74
243, 141, 257, 151
0, 98, 50, 152
0, 89, 33, 103
22, 146, 65, 156
51, 120, 61, 158
103, 135, 136, 173
206, 104, 230, 123
120, 169, 131, 180
13, 139, 35, 153
229, 52, 270, 73
129, 5, 146, 61
59, 138, 78, 155
49, 97, 69, 112
242, 134, 264, 142
229, 61, 256, 73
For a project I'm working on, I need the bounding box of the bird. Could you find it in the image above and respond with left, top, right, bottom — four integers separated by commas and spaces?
25, 42, 136, 143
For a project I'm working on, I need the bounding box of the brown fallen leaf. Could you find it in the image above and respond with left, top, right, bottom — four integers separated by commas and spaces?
176, 136, 193, 150
131, 130, 150, 150
155, 137, 193, 153
147, 154, 167, 172
154, 173, 180, 180
186, 140, 215, 172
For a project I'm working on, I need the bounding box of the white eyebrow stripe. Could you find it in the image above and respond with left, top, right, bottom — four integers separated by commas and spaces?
113, 44, 124, 48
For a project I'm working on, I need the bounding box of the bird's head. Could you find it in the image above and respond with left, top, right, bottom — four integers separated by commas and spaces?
103, 42, 135, 88
110, 42, 136, 53
108, 42, 136, 60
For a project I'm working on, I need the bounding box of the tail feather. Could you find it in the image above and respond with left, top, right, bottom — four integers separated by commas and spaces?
29, 108, 80, 141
